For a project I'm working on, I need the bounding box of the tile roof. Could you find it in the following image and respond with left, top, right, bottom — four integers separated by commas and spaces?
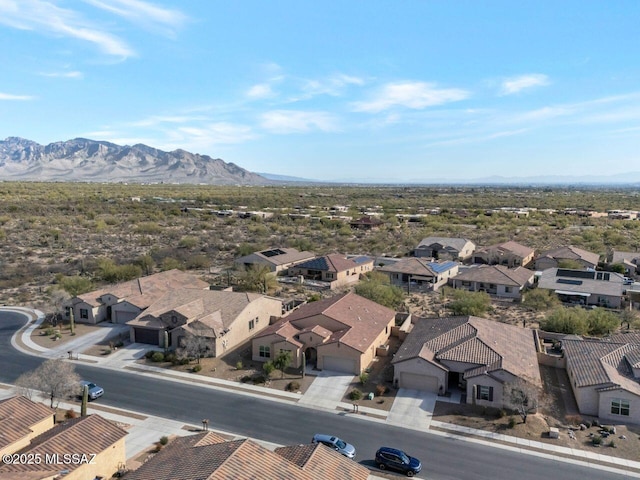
124, 432, 317, 480
416, 237, 474, 251
393, 316, 541, 384
611, 250, 640, 265
77, 269, 209, 309
0, 396, 53, 452
477, 241, 534, 259
562, 338, 640, 396
275, 443, 369, 480
295, 254, 371, 273
453, 265, 534, 286
236, 247, 316, 267
0, 414, 127, 475
127, 289, 269, 334
378, 258, 458, 277
538, 245, 600, 266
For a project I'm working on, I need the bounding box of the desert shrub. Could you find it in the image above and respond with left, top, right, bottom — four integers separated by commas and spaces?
565, 414, 582, 426
349, 389, 363, 401
45, 327, 55, 336
376, 384, 387, 396
159, 436, 169, 446
583, 420, 592, 428
252, 375, 267, 384
507, 417, 516, 429
240, 375, 252, 383
591, 435, 603, 446
609, 440, 616, 448
263, 361, 275, 377
497, 409, 507, 419
236, 361, 243, 370
151, 352, 165, 362
286, 381, 300, 392
180, 358, 190, 365
65, 408, 77, 419
144, 350, 155, 359
359, 372, 369, 385
164, 353, 177, 363
192, 365, 202, 373
448, 289, 491, 316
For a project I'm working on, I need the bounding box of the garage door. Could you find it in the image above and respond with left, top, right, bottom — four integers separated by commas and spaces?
322, 355, 356, 374
134, 328, 159, 345
114, 310, 139, 324
399, 372, 439, 392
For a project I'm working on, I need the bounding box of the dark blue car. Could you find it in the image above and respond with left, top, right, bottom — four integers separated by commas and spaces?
375, 446, 422, 477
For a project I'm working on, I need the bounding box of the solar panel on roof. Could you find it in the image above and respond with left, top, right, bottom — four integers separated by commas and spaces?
352, 256, 371, 264
557, 269, 594, 279
557, 278, 583, 285
427, 261, 457, 274
261, 249, 286, 257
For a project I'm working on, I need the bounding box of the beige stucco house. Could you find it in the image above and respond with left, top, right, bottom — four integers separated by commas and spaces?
252, 292, 396, 374
0, 396, 54, 457
537, 268, 625, 308
563, 334, 640, 425
126, 289, 282, 352
451, 265, 535, 300
472, 241, 535, 268
377, 258, 459, 292
535, 245, 600, 270
0, 413, 127, 480
67, 269, 210, 325
414, 236, 476, 261
235, 247, 316, 274
288, 254, 374, 290
392, 316, 541, 409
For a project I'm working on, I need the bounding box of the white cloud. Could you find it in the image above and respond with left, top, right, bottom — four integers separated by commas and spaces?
300, 73, 365, 98
246, 84, 275, 99
500, 74, 550, 95
176, 122, 256, 144
260, 110, 339, 134
81, 0, 187, 35
352, 81, 469, 113
39, 70, 83, 78
0, 92, 35, 100
0, 0, 134, 58
128, 114, 207, 127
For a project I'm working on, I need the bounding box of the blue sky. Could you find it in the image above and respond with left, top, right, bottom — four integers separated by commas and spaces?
1, 1, 639, 182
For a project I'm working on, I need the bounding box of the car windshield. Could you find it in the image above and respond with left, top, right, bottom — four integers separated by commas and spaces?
400, 452, 410, 464
335, 439, 346, 449
86, 383, 97, 389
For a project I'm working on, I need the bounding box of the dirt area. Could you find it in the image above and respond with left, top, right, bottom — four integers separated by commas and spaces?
139, 339, 315, 395
30, 321, 104, 349
81, 333, 131, 357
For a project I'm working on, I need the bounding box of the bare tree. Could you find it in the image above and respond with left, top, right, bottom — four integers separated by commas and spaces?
14, 370, 39, 400
15, 358, 80, 408
503, 378, 545, 424
178, 325, 212, 364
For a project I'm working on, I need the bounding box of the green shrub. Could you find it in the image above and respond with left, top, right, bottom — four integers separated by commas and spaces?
349, 389, 363, 401
609, 440, 616, 448
145, 350, 155, 359
240, 375, 252, 383
252, 375, 267, 384
164, 353, 177, 363
263, 361, 275, 377
192, 365, 202, 373
151, 352, 165, 362
508, 417, 516, 429
159, 436, 169, 446
591, 435, 603, 446
236, 360, 244, 370
286, 381, 301, 392
359, 372, 369, 385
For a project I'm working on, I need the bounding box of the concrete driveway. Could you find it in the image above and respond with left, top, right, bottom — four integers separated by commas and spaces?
298, 370, 354, 410
387, 388, 437, 430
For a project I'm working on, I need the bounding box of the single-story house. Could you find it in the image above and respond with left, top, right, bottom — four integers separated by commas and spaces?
414, 236, 476, 261
349, 215, 383, 230
67, 269, 210, 325
123, 431, 369, 480
0, 414, 127, 480
0, 396, 54, 457
472, 241, 535, 268
609, 251, 640, 276
126, 289, 282, 352
392, 316, 541, 409
377, 259, 459, 292
535, 245, 600, 270
450, 265, 535, 300
563, 333, 640, 425
252, 292, 396, 374
288, 254, 374, 290
234, 247, 316, 274
537, 268, 625, 308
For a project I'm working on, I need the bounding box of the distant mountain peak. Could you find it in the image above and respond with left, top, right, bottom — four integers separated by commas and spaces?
0, 137, 270, 185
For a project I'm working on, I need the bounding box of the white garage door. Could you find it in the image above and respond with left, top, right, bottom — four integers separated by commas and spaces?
399, 372, 439, 392
114, 310, 138, 324
322, 355, 356, 374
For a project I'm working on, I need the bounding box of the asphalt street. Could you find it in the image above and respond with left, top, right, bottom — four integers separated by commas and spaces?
0, 310, 634, 480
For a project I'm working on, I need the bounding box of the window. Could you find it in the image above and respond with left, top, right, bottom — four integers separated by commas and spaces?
611, 398, 630, 416
477, 385, 493, 401
249, 319, 255, 330
80, 308, 89, 319
505, 286, 512, 293
259, 345, 270, 358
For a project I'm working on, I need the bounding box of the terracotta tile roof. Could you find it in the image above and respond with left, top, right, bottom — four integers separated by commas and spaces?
538, 245, 600, 266
0, 396, 53, 452
125, 433, 316, 480
562, 338, 640, 396
0, 414, 126, 475
453, 265, 533, 286
127, 289, 270, 334
477, 241, 534, 259
275, 443, 369, 480
394, 316, 540, 384
77, 269, 209, 308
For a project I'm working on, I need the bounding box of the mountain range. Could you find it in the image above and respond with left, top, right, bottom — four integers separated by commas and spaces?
0, 137, 268, 185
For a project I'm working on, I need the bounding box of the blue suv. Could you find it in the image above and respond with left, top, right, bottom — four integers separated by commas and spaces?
375, 446, 422, 477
